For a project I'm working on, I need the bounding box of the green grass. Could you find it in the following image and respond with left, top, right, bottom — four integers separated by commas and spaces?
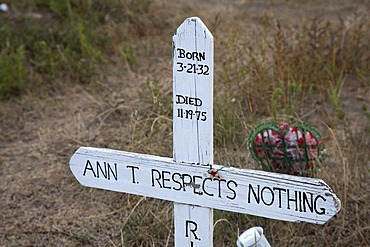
0, 46, 26, 99
0, 0, 154, 98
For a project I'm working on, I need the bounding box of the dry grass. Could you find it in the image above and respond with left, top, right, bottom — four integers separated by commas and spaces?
1, 0, 369, 246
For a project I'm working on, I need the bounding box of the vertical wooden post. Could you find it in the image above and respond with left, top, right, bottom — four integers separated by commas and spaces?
173, 17, 214, 246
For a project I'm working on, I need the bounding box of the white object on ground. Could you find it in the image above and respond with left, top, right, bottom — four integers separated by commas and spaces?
237, 227, 271, 247
0, 3, 8, 12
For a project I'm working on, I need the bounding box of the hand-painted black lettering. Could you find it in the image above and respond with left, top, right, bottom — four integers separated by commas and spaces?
176, 48, 205, 61
185, 220, 199, 240
202, 177, 214, 197
287, 189, 299, 211
177, 108, 207, 122
177, 48, 185, 58
177, 62, 184, 72
201, 112, 207, 121
273, 187, 286, 208
314, 195, 326, 215
185, 109, 193, 119
186, 63, 196, 73
203, 65, 209, 75
181, 174, 192, 191
261, 186, 274, 206
192, 51, 200, 61
176, 94, 185, 104
217, 179, 226, 198
303, 192, 314, 213
83, 160, 117, 180
197, 64, 203, 75
172, 173, 183, 191
162, 171, 171, 189
83, 160, 96, 177
226, 180, 238, 200
248, 184, 260, 204
97, 161, 107, 179
198, 52, 205, 61
175, 95, 202, 106
126, 165, 139, 184
192, 175, 203, 195
107, 162, 118, 180
177, 108, 184, 118
194, 111, 201, 120
247, 184, 328, 215
151, 169, 162, 188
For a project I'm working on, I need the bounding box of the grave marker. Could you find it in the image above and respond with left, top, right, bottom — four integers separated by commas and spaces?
71, 147, 341, 224
70, 17, 341, 247
173, 17, 214, 246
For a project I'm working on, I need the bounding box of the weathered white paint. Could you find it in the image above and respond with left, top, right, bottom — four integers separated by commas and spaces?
173, 16, 213, 164
173, 17, 214, 246
174, 204, 213, 246
70, 147, 341, 225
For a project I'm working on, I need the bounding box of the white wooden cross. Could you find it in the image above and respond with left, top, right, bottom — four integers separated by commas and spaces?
70, 17, 341, 247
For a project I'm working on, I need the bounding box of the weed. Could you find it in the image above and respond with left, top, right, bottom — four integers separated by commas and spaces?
131, 78, 172, 155
144, 78, 172, 117
219, 16, 369, 119
120, 42, 137, 67
214, 100, 246, 148
0, 46, 27, 99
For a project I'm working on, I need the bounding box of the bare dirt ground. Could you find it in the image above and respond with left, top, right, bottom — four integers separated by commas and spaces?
1, 1, 369, 246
